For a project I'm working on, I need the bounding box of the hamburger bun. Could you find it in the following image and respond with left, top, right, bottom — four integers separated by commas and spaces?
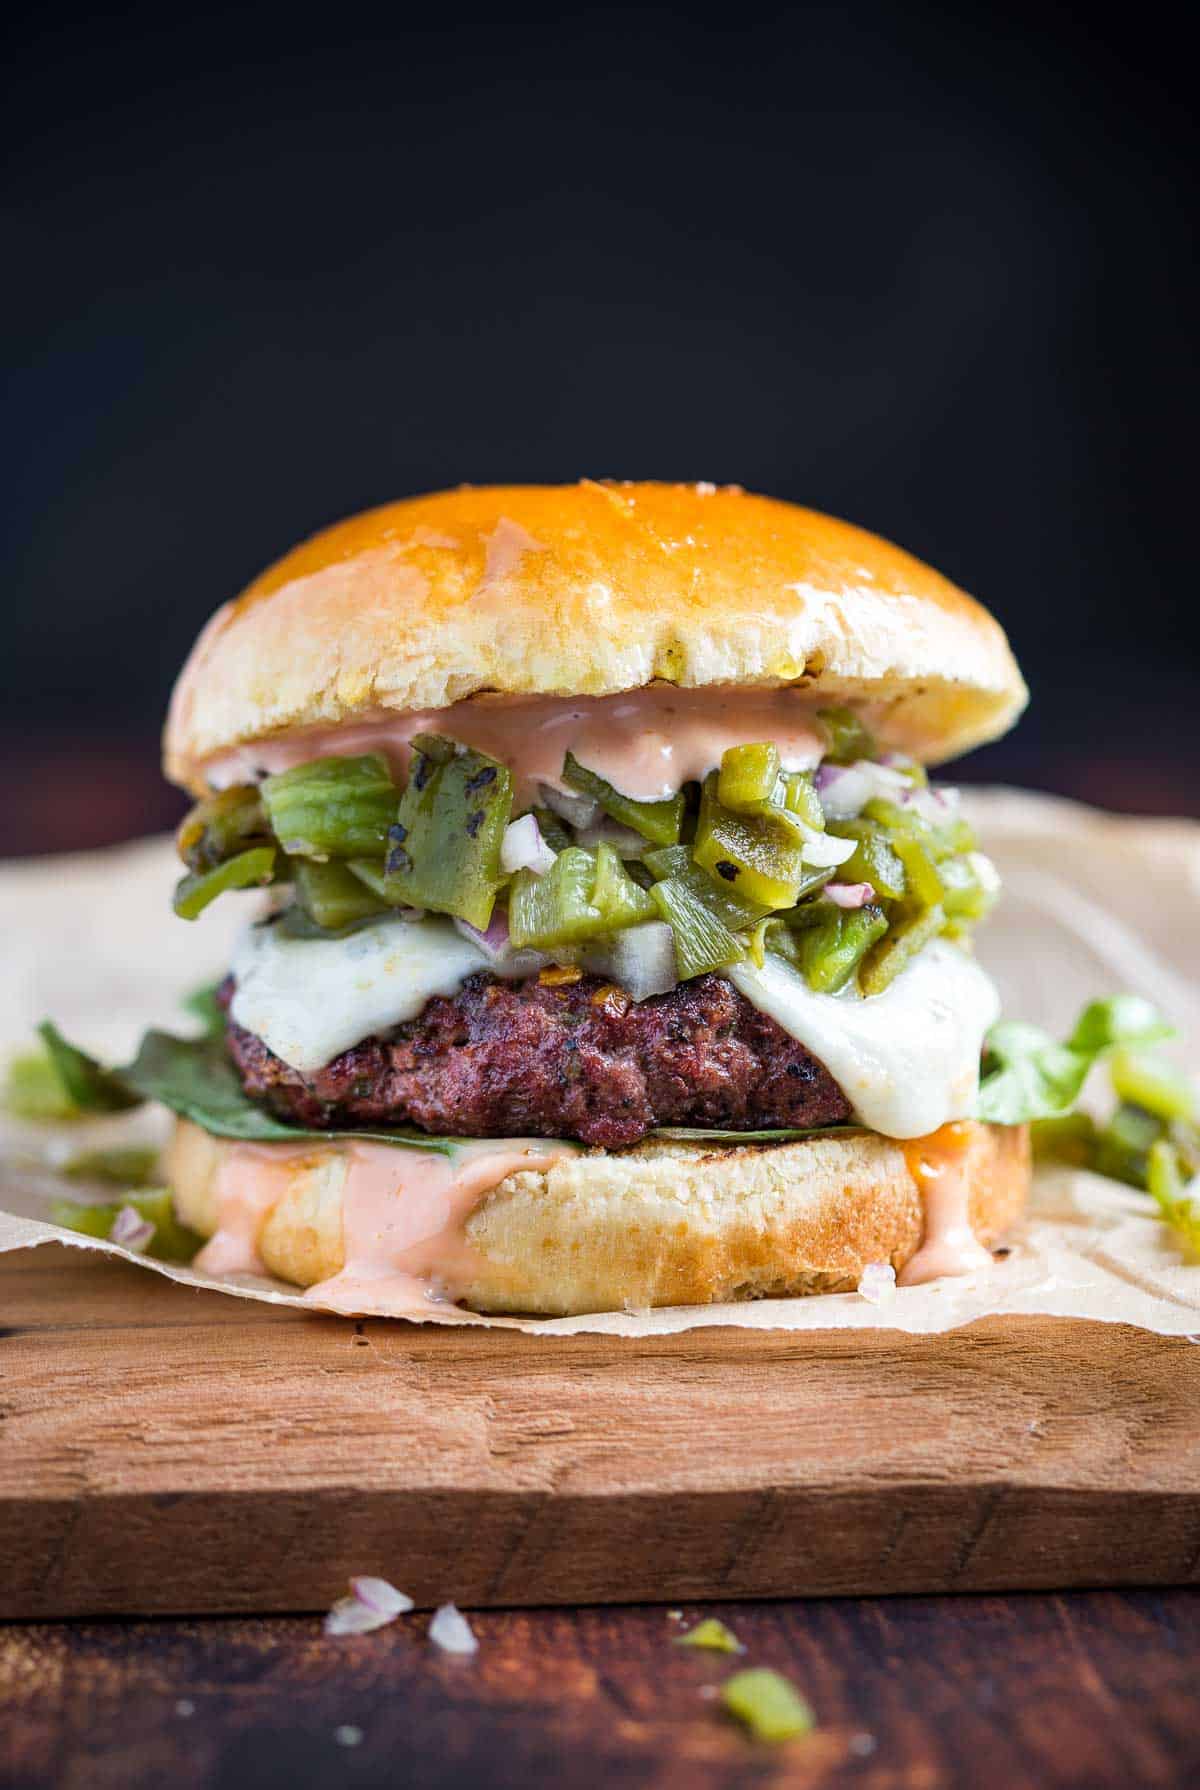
167, 1117, 1029, 1317
165, 480, 1027, 790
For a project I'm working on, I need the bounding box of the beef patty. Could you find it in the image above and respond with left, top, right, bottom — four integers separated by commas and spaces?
221, 970, 851, 1149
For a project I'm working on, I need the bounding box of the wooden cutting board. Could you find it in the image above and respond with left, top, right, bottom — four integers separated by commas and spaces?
2, 1244, 1199, 1620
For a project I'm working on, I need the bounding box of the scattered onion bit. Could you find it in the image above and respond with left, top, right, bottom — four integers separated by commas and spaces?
720, 1668, 814, 1743
324, 1575, 413, 1636
676, 1617, 744, 1654
428, 1603, 478, 1654
857, 1261, 897, 1305
591, 982, 631, 1019
539, 964, 583, 987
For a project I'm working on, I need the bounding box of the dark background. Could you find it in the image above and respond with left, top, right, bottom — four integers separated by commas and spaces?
4, 2, 1197, 852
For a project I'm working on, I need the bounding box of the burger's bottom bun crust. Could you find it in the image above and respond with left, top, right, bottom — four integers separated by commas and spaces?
167, 1120, 1030, 1317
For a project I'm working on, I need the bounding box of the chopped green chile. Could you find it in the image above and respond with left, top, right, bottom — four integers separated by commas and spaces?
797, 905, 888, 994
293, 860, 390, 932
1109, 1048, 1197, 1123
59, 1145, 160, 1185
818, 706, 876, 764
532, 806, 573, 854
509, 845, 653, 949
2, 1046, 80, 1120
825, 821, 906, 901
859, 903, 945, 996
173, 845, 277, 920
644, 844, 772, 931
1030, 1112, 1098, 1165
176, 785, 270, 872
562, 752, 685, 845
382, 740, 513, 930
261, 754, 399, 859
891, 833, 945, 909
782, 769, 825, 830
937, 854, 994, 921
717, 742, 780, 812
649, 876, 746, 978
693, 774, 809, 909
345, 859, 416, 906
50, 1188, 203, 1263
720, 1668, 814, 1743
1093, 1101, 1164, 1187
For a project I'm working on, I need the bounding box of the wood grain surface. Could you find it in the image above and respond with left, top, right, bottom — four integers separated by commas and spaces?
3, 1590, 1199, 1789
4, 1246, 1199, 1620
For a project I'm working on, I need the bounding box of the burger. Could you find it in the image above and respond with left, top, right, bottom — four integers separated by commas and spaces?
57, 477, 1033, 1319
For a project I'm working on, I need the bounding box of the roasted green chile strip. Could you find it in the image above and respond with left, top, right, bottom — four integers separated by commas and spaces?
649, 876, 746, 978
176, 785, 271, 872
796, 905, 888, 994
859, 902, 945, 996
293, 860, 390, 931
717, 742, 781, 812
562, 752, 685, 846
509, 845, 654, 949
381, 739, 513, 930
818, 706, 877, 764
693, 773, 809, 909
173, 845, 277, 921
261, 754, 399, 859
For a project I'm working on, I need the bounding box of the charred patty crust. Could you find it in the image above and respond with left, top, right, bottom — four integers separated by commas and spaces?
221, 970, 851, 1149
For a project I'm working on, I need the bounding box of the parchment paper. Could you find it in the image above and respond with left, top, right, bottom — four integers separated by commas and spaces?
2, 788, 1199, 1336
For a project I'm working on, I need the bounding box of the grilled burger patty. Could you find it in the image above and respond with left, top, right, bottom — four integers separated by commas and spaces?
221, 970, 852, 1149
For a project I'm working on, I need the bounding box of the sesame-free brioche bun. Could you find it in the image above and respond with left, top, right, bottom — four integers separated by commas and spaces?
164, 481, 1027, 791
167, 1117, 1029, 1318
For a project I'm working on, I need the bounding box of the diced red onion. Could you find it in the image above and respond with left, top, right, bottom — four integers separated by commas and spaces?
428, 1603, 478, 1654
538, 782, 600, 830
857, 1261, 897, 1305
324, 1576, 413, 1636
454, 915, 550, 979
822, 881, 875, 909
584, 922, 678, 1001
500, 813, 557, 875
110, 1205, 154, 1252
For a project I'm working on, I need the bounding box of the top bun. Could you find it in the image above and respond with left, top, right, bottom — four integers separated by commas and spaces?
165, 480, 1027, 790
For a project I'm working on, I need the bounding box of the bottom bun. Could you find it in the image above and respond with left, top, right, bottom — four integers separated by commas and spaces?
167, 1119, 1029, 1317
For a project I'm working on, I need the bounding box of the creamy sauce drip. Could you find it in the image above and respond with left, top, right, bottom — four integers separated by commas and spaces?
305, 1138, 575, 1315
204, 686, 825, 806
727, 940, 999, 1139
194, 1141, 318, 1277
898, 1121, 995, 1285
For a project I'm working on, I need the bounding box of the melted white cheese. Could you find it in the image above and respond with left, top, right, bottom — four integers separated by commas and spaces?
727, 940, 1000, 1139
230, 915, 493, 1073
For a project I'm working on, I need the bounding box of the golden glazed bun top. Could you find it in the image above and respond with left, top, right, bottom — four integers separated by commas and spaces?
165, 480, 1028, 789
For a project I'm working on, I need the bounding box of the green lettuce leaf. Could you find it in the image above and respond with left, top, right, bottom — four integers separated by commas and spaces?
651, 1124, 865, 1144
35, 1025, 460, 1154
975, 996, 1173, 1126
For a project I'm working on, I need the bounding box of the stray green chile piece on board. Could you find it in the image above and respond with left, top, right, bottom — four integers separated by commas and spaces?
562, 752, 685, 846
720, 1668, 815, 1743
382, 741, 514, 930
49, 1187, 204, 1263
261, 754, 400, 859
1, 1047, 80, 1120
1108, 1048, 1197, 1123
173, 845, 278, 921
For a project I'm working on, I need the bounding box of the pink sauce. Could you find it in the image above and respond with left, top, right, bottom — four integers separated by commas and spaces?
204, 686, 826, 808
305, 1139, 577, 1317
193, 1141, 320, 1278
897, 1122, 995, 1286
